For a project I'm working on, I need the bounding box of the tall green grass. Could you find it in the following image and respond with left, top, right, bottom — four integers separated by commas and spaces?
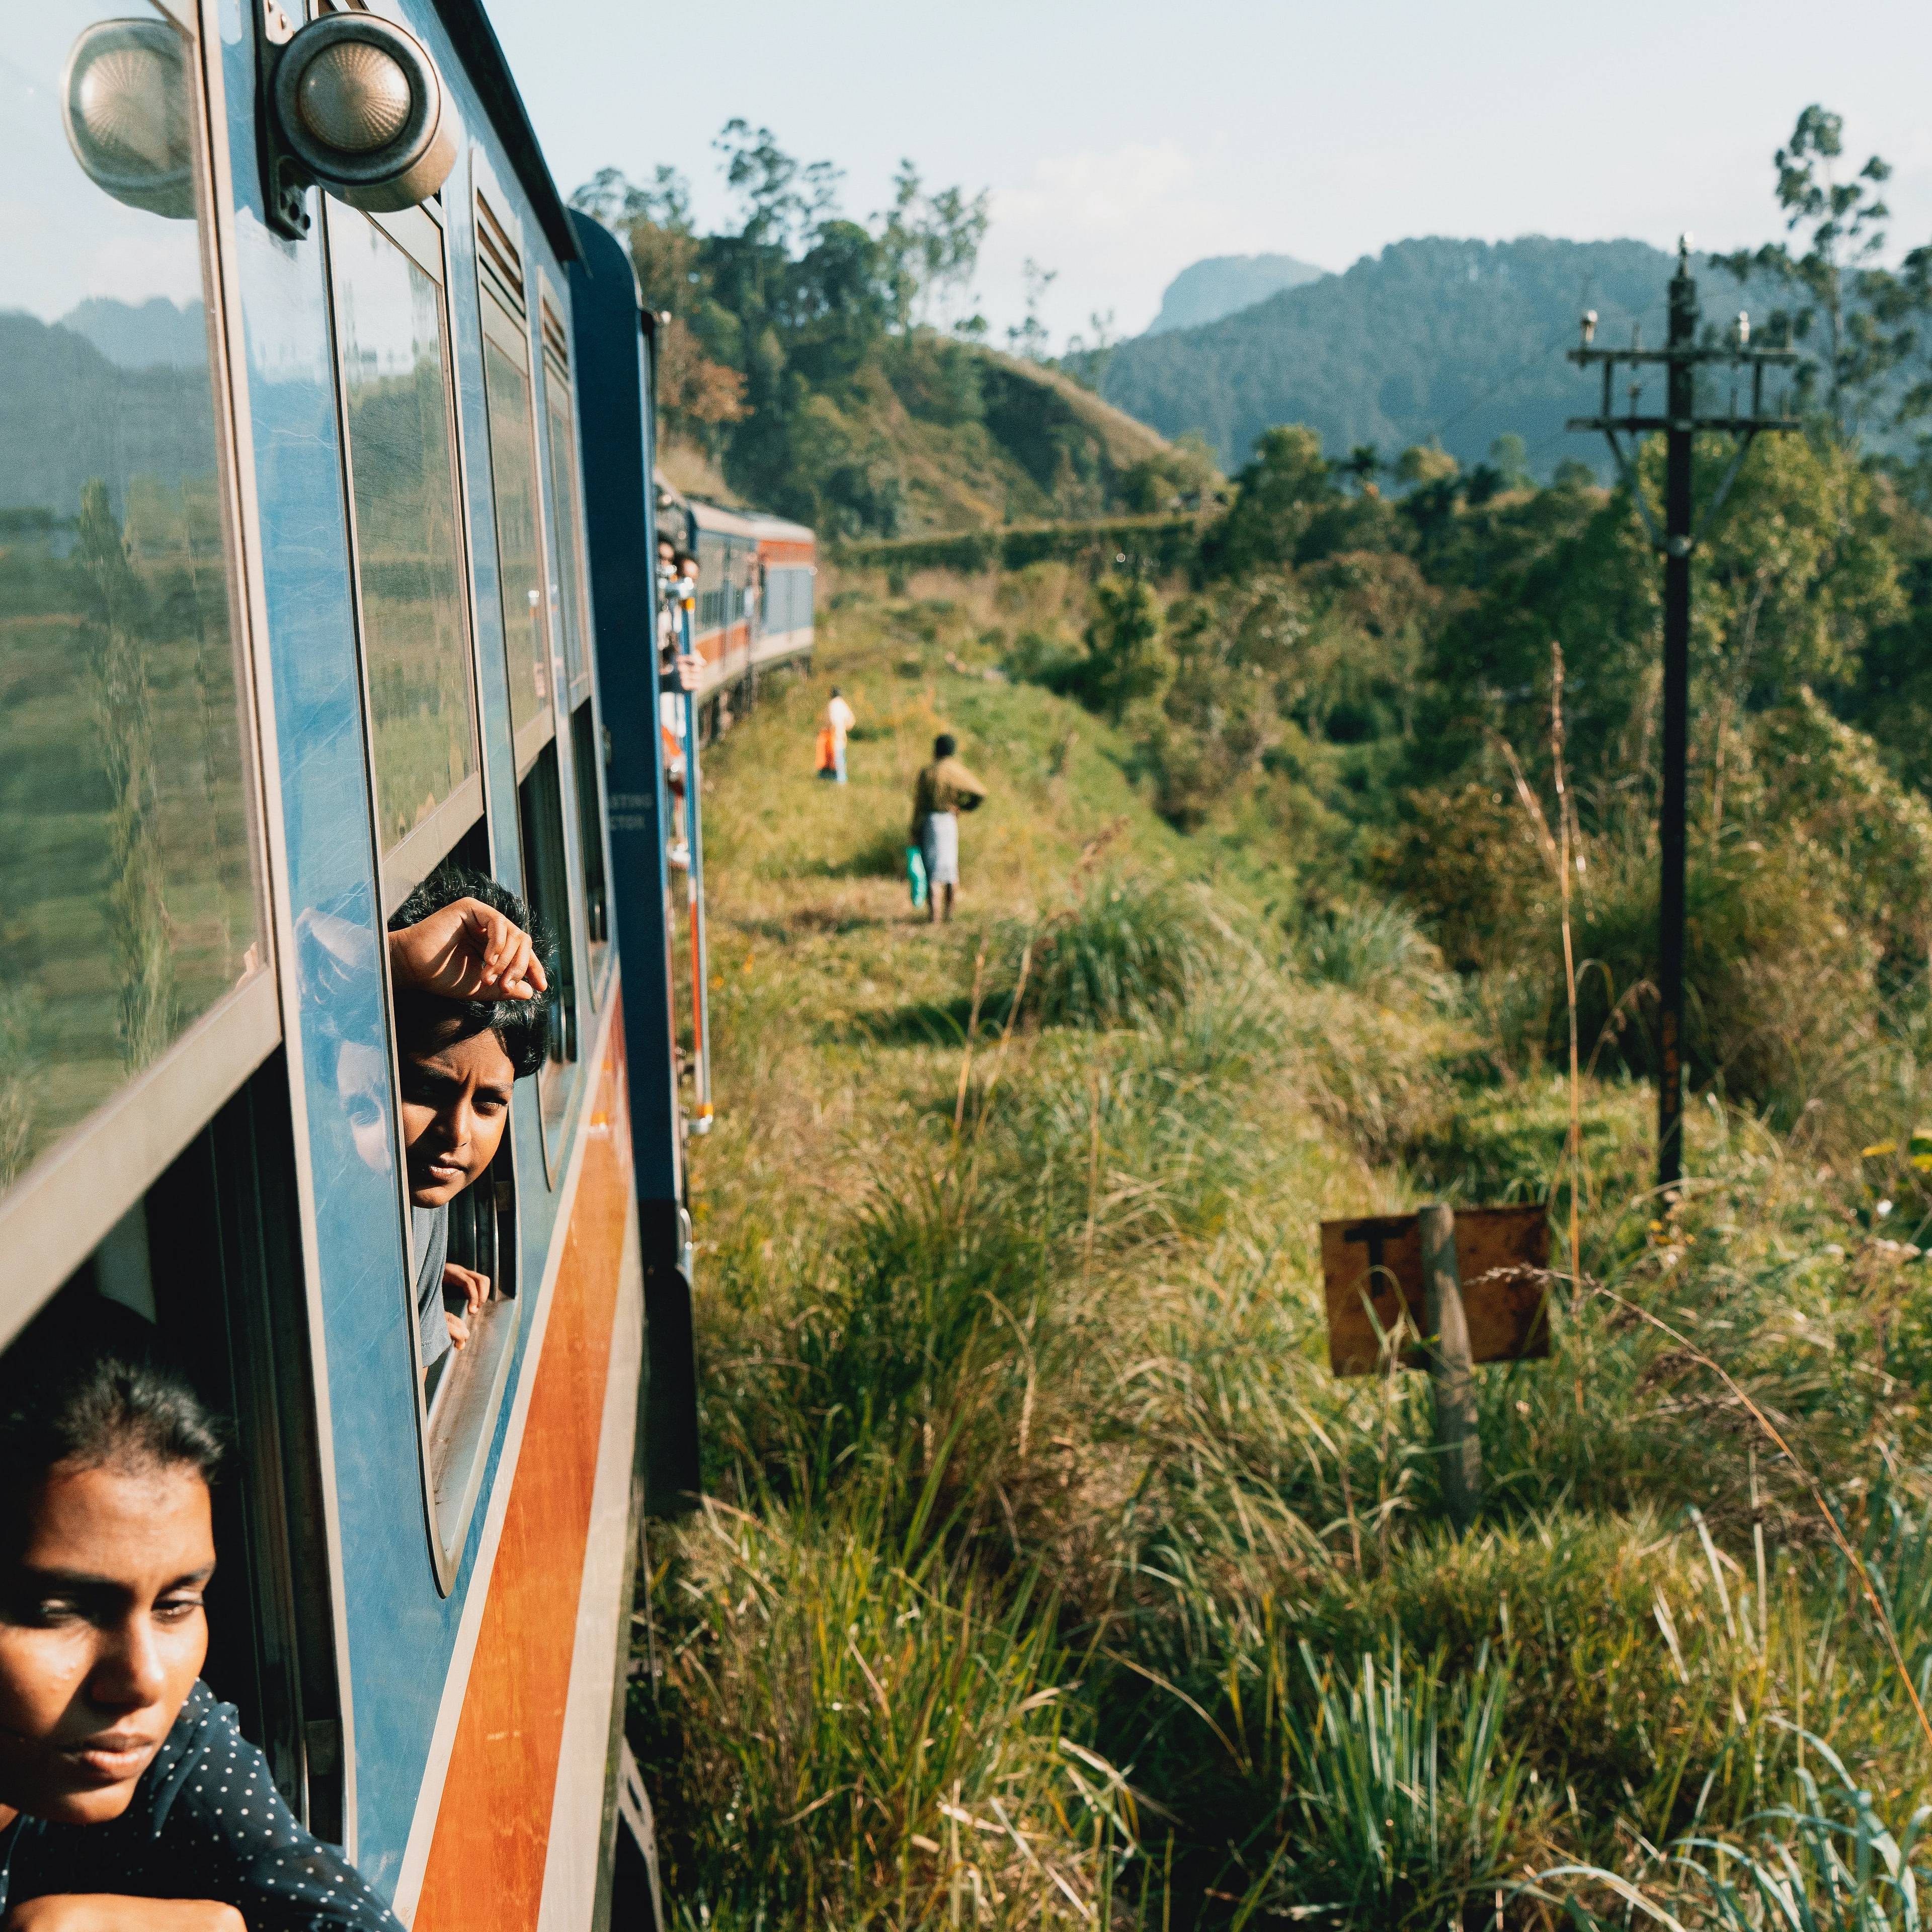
653, 581, 1932, 1929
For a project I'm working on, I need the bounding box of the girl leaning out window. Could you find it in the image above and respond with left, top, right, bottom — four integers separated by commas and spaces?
0, 1300, 400, 1930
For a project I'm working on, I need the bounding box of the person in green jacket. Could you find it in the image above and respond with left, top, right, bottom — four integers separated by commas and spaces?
909, 734, 987, 924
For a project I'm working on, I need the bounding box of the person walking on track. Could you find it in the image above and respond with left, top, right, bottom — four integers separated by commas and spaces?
909, 732, 987, 924
821, 687, 856, 783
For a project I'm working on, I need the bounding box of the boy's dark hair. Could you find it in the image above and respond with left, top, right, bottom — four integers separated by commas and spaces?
388, 866, 553, 1081
0, 1295, 223, 1546
934, 734, 957, 758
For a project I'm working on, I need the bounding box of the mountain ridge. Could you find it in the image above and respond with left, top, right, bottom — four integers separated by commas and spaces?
1102, 234, 1793, 477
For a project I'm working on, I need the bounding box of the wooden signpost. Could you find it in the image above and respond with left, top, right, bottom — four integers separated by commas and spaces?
1318, 1203, 1551, 1530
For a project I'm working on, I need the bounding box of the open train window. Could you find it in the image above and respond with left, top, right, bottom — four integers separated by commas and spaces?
519, 737, 581, 1089
0, 1056, 345, 1841
0, 0, 277, 1316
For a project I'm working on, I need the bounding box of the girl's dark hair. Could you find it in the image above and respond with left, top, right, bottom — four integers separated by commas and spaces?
934, 734, 957, 757
0, 1296, 223, 1522
387, 865, 554, 1081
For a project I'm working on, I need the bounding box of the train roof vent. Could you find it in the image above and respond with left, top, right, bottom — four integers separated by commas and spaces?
539, 294, 570, 385
476, 190, 525, 321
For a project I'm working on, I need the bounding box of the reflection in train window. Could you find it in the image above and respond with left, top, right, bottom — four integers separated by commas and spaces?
544, 376, 589, 700
329, 206, 480, 895
482, 332, 551, 769
0, 0, 265, 1201
474, 186, 551, 780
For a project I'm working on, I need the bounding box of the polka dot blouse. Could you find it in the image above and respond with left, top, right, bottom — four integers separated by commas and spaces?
0, 1680, 401, 1928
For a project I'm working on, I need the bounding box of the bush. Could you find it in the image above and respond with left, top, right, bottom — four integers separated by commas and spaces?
995, 875, 1221, 1030
1297, 900, 1439, 996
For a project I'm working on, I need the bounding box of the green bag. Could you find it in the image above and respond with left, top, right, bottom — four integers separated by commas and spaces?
907, 843, 928, 909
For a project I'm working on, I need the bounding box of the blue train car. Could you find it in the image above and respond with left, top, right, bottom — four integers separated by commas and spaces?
1, 3, 692, 1922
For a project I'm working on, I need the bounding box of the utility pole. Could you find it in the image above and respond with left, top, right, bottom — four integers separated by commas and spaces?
1568, 238, 1801, 1196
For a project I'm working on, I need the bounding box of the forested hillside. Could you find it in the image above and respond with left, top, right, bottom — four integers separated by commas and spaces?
572, 136, 1186, 536
1104, 235, 1700, 475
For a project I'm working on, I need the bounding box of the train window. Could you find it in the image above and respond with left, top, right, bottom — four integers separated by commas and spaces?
327, 202, 482, 906
417, 1089, 521, 1572
539, 300, 591, 707
0, 0, 275, 1319
519, 739, 581, 1149
0, 1055, 345, 1838
383, 828, 528, 1587
571, 701, 611, 977
475, 190, 553, 779
537, 289, 610, 990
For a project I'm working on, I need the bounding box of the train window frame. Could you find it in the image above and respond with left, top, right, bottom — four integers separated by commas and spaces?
468, 213, 584, 1178
472, 177, 557, 786
321, 196, 489, 914
535, 277, 613, 1002
0, 0, 279, 1353
323, 195, 528, 1589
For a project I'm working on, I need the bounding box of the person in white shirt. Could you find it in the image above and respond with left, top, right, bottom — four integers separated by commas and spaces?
823, 687, 856, 784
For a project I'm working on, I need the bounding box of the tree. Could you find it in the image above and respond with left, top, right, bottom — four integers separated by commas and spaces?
1199, 425, 1337, 578
1394, 442, 1459, 490
714, 120, 842, 255
1060, 311, 1119, 392
1007, 259, 1057, 362
1712, 105, 1897, 438
874, 161, 991, 336
1080, 576, 1165, 723
1340, 445, 1384, 496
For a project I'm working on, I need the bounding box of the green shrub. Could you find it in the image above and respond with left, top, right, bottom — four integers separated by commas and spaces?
1298, 899, 1439, 996
993, 875, 1224, 1030
1252, 1641, 1549, 1927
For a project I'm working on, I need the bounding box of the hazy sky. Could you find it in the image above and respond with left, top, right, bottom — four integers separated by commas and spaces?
488, 0, 1932, 346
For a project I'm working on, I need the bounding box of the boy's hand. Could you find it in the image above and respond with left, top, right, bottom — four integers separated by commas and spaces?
673, 653, 703, 694
390, 899, 547, 1003
444, 1262, 489, 1324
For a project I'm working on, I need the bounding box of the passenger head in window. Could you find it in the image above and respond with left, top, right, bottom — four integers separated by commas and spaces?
386, 869, 552, 1365
0, 1299, 403, 1925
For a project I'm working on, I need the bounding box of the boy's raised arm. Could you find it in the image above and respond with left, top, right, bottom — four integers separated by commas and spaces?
388, 898, 548, 1003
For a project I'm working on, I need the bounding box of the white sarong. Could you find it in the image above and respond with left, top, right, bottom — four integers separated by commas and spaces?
922, 811, 959, 887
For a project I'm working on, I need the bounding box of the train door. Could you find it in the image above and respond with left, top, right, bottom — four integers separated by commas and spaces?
321, 188, 523, 1588
0, 0, 344, 1834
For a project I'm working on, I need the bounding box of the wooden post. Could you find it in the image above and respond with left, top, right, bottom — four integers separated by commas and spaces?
1419, 1203, 1481, 1530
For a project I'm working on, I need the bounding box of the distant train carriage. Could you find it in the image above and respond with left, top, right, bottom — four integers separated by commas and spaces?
2, 2, 695, 1924
671, 495, 817, 723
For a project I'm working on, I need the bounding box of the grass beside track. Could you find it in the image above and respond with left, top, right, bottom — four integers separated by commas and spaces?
633, 575, 1932, 1930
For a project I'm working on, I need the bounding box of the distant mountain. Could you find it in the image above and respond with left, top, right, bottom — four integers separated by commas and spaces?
1103, 236, 1796, 478
56, 296, 207, 369
1146, 254, 1329, 336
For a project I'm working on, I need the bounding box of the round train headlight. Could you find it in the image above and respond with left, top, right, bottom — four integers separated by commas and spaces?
62, 18, 195, 219
272, 13, 454, 213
